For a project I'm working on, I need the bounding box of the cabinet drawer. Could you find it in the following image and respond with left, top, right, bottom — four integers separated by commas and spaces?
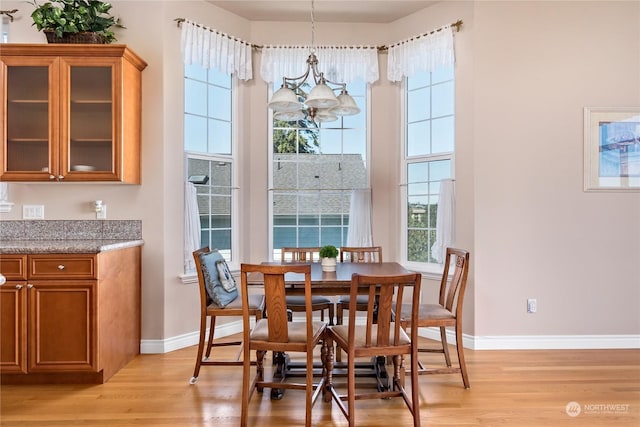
0, 255, 27, 280
29, 255, 97, 279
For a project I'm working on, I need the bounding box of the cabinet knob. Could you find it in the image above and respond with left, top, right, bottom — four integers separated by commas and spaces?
58, 264, 65, 270
0, 273, 5, 286
15, 284, 23, 289
58, 175, 64, 180
49, 174, 55, 180
27, 284, 34, 289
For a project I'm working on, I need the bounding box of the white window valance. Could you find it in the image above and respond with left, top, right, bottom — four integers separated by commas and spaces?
387, 25, 455, 82
180, 19, 253, 81
260, 46, 379, 85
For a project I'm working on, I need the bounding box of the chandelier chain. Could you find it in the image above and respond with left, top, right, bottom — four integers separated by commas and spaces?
310, 0, 315, 50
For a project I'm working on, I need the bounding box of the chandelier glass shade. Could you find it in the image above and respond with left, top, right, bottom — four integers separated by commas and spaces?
268, 1, 360, 123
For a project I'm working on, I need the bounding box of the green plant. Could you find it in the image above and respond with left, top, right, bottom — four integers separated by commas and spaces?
319, 245, 338, 259
30, 0, 122, 43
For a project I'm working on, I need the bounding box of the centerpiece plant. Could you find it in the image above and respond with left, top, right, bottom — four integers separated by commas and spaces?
319, 245, 339, 272
30, 0, 123, 44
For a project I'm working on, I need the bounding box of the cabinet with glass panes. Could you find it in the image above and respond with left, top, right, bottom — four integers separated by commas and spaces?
1, 45, 147, 183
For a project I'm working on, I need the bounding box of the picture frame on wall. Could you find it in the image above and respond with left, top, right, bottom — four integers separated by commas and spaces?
584, 107, 640, 192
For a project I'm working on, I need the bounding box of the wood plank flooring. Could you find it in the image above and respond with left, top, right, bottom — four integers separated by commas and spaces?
1, 337, 638, 426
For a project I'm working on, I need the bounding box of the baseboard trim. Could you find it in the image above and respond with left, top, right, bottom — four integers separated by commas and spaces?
141, 321, 640, 354
141, 321, 243, 354
417, 328, 640, 350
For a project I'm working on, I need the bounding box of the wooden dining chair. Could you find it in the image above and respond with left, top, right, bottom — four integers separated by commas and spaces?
189, 247, 265, 385
281, 247, 334, 325
399, 247, 471, 389
239, 263, 329, 427
335, 246, 382, 361
325, 272, 422, 427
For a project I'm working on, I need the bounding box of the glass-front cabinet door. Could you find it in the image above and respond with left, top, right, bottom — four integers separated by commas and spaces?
61, 57, 120, 181
2, 56, 59, 181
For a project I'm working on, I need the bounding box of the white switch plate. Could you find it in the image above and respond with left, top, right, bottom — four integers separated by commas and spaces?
96, 204, 107, 219
23, 205, 45, 220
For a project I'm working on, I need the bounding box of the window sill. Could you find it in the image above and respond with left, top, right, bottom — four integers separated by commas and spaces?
401, 261, 444, 281
180, 264, 241, 285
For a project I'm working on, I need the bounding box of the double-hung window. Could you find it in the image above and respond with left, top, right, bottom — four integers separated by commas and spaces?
269, 79, 368, 261
403, 66, 455, 268
184, 64, 235, 265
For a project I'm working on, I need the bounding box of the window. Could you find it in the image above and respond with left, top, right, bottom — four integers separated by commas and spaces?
403, 66, 455, 266
269, 79, 368, 260
184, 64, 235, 264
1, 16, 9, 43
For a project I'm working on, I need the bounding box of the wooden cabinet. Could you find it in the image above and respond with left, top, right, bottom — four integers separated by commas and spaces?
0, 255, 27, 373
0, 247, 141, 383
0, 44, 147, 183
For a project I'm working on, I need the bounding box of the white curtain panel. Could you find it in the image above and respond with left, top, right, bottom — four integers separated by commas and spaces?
431, 179, 455, 264
260, 46, 379, 84
180, 19, 253, 81
184, 182, 201, 272
346, 188, 373, 247
387, 25, 454, 82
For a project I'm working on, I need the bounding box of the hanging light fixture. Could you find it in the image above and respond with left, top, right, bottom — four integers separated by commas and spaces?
268, 0, 360, 123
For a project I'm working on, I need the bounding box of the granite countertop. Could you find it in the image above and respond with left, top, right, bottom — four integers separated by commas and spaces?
0, 239, 144, 254
0, 220, 144, 254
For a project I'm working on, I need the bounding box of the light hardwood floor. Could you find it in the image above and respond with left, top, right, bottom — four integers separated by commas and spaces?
1, 337, 638, 426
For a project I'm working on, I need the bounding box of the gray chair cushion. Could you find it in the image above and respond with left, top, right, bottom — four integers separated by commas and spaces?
198, 249, 238, 308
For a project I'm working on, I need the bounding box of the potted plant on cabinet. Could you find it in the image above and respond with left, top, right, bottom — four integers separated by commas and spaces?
30, 0, 123, 44
319, 245, 339, 272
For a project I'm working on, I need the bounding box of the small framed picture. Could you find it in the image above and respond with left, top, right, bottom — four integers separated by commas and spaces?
584, 107, 640, 192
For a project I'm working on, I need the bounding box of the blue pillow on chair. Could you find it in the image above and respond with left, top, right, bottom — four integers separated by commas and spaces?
198, 249, 238, 308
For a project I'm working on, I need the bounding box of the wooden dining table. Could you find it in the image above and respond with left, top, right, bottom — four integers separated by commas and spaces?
246, 261, 413, 399
246, 261, 412, 295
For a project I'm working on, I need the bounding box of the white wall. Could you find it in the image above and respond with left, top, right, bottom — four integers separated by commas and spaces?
2, 0, 638, 350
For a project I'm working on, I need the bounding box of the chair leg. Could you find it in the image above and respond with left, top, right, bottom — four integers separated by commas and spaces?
205, 315, 217, 359
440, 326, 452, 367
189, 313, 209, 384
328, 304, 335, 326
336, 304, 345, 362
455, 322, 470, 389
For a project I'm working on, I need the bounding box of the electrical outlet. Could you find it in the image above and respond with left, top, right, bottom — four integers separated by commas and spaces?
527, 298, 537, 313
23, 205, 44, 220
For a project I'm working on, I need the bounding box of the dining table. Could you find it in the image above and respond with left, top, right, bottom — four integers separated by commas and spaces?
246, 261, 413, 399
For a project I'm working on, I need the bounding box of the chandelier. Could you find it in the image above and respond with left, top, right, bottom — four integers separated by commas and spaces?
268, 0, 360, 123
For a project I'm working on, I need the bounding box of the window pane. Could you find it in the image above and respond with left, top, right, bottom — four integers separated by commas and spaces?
209, 68, 231, 88
408, 73, 429, 90
185, 115, 207, 152
407, 121, 430, 157
319, 129, 342, 154
432, 81, 454, 118
185, 79, 206, 115
432, 65, 454, 84
407, 162, 428, 183
274, 227, 297, 248
299, 226, 319, 245
432, 117, 454, 154
185, 63, 207, 81
209, 85, 231, 121
342, 129, 366, 156
208, 119, 231, 155
407, 87, 429, 123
